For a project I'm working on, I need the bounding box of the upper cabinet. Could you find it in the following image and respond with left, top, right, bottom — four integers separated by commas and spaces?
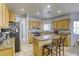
62, 19, 69, 29
28, 20, 42, 29
5, 5, 9, 28
56, 20, 62, 29
0, 4, 3, 28
9, 11, 16, 22
0, 3, 9, 28
52, 18, 70, 30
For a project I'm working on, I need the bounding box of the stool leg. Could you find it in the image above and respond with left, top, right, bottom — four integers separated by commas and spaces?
56, 47, 57, 56
42, 47, 44, 56
59, 46, 61, 56
63, 45, 64, 56
51, 49, 52, 56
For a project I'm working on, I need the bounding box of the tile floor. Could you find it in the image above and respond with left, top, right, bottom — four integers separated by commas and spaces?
15, 43, 79, 56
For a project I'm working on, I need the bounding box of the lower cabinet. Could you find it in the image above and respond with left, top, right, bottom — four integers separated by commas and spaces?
0, 48, 13, 56
0, 38, 15, 56
33, 38, 42, 56
65, 35, 71, 46
60, 35, 71, 46
28, 33, 34, 43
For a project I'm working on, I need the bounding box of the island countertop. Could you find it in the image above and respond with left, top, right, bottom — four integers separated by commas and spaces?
33, 34, 59, 41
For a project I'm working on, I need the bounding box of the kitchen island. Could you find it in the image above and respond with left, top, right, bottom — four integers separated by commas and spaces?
0, 38, 15, 56
33, 34, 59, 56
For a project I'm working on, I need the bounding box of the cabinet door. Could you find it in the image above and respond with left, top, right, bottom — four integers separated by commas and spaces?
9, 12, 16, 22
0, 4, 3, 28
28, 33, 33, 43
5, 5, 9, 28
0, 48, 13, 56
57, 20, 62, 29
62, 19, 69, 29
2, 4, 6, 28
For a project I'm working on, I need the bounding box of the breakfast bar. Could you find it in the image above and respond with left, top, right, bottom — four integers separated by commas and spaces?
33, 34, 59, 56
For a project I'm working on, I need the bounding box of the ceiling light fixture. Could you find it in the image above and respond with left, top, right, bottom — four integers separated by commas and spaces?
21, 8, 24, 11
57, 10, 61, 13
37, 12, 39, 15
47, 5, 51, 8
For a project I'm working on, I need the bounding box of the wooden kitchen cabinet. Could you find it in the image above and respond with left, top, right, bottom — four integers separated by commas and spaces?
56, 20, 62, 29
52, 18, 69, 30
0, 38, 15, 56
28, 20, 42, 29
33, 35, 52, 56
0, 4, 3, 28
0, 48, 13, 56
28, 33, 34, 43
62, 19, 69, 29
9, 11, 16, 22
5, 5, 9, 28
60, 34, 71, 46
0, 3, 9, 28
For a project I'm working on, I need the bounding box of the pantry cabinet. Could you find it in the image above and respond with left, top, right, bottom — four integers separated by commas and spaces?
0, 3, 9, 28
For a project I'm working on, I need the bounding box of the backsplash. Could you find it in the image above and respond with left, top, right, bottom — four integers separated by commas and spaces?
59, 30, 71, 34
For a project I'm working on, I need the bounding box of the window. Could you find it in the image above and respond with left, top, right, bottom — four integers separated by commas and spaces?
44, 24, 50, 31
73, 21, 79, 34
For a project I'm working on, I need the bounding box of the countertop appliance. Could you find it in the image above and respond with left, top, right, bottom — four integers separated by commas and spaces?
0, 32, 4, 44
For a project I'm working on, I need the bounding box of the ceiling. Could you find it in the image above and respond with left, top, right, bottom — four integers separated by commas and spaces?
7, 3, 79, 19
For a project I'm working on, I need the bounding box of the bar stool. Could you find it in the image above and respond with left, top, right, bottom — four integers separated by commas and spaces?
42, 38, 58, 56
42, 36, 66, 56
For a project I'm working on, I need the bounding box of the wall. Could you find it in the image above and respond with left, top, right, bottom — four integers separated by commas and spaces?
42, 20, 52, 31
51, 14, 71, 21
71, 12, 79, 45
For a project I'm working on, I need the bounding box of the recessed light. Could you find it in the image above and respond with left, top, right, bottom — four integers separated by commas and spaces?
37, 12, 39, 15
47, 5, 51, 8
21, 8, 24, 11
57, 10, 61, 13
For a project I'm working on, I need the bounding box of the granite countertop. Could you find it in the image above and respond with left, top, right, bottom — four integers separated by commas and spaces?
0, 38, 15, 50
34, 34, 59, 41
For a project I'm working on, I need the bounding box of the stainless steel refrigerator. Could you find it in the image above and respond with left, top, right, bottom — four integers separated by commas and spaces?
9, 22, 20, 53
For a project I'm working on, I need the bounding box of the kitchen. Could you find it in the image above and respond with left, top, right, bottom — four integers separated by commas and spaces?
0, 3, 79, 56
